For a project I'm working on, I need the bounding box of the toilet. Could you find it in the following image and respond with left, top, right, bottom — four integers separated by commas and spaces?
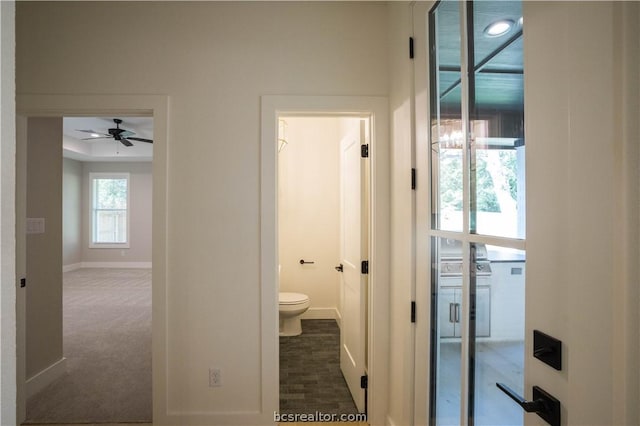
279, 292, 310, 336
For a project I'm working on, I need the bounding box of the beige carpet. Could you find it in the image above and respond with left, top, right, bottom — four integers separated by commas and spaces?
25, 268, 152, 424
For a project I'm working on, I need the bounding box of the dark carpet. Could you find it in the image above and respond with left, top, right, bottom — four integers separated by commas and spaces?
279, 319, 359, 415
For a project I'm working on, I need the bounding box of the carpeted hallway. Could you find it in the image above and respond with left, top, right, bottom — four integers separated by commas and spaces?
25, 268, 152, 424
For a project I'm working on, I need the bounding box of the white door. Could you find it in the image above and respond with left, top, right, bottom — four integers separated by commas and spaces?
339, 119, 368, 413
414, 1, 639, 425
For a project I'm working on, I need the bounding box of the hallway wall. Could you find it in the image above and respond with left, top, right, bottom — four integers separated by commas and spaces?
25, 118, 63, 380
62, 158, 82, 267
386, 3, 415, 426
278, 117, 341, 319
15, 2, 389, 424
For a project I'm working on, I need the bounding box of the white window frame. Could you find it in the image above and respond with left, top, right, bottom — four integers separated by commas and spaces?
89, 172, 130, 248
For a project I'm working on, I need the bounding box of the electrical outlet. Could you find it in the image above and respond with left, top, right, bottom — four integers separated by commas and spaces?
209, 368, 222, 387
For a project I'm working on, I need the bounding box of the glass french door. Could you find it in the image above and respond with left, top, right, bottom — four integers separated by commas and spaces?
428, 1, 525, 425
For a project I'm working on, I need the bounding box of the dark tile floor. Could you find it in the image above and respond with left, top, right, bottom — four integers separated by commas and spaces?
279, 319, 359, 415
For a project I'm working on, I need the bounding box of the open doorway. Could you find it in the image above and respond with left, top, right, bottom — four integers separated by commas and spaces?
276, 115, 368, 419
18, 116, 153, 424
261, 95, 389, 425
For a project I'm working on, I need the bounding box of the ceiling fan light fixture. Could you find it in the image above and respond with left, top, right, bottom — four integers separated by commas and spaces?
90, 133, 100, 138
484, 19, 514, 37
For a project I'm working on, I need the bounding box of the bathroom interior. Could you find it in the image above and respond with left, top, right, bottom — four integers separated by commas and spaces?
277, 115, 364, 415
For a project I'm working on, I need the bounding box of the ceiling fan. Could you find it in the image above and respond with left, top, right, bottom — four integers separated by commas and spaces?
77, 118, 153, 147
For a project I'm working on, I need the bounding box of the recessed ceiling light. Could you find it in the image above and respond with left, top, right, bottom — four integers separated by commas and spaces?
484, 19, 514, 37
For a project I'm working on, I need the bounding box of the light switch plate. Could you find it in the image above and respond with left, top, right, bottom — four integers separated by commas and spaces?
26, 218, 45, 234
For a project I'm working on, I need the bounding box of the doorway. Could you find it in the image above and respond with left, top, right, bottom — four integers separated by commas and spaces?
261, 95, 390, 425
276, 115, 367, 417
15, 94, 169, 425
21, 116, 153, 423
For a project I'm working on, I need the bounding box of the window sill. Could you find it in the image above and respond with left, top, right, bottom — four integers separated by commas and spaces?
89, 243, 130, 249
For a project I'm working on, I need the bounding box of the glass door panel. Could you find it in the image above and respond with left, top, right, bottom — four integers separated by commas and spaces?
470, 246, 525, 426
431, 237, 463, 426
430, 0, 463, 232
470, 1, 525, 239
428, 2, 525, 425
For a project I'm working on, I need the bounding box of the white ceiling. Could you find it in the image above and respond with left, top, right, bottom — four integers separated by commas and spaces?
63, 117, 153, 162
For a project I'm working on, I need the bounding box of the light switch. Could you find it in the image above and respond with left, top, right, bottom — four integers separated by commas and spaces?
26, 218, 45, 234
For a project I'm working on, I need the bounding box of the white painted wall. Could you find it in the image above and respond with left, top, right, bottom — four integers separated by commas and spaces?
278, 117, 341, 319
25, 118, 63, 380
63, 160, 152, 268
81, 162, 152, 265
15, 2, 389, 423
386, 3, 415, 426
0, 1, 16, 424
62, 158, 82, 268
8, 2, 640, 426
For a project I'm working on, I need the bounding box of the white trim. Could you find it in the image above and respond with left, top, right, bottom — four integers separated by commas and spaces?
300, 307, 338, 320
25, 357, 67, 399
89, 172, 131, 248
16, 93, 169, 423
63, 262, 153, 271
412, 6, 434, 426
261, 95, 390, 426
62, 263, 82, 272
386, 415, 399, 426
79, 261, 152, 269
0, 2, 17, 424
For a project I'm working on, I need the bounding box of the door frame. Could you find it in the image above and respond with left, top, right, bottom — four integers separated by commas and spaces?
15, 93, 168, 424
260, 95, 389, 425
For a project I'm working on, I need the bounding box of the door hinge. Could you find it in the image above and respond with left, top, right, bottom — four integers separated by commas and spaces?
411, 168, 416, 190
411, 301, 416, 323
20, 278, 26, 288
361, 260, 369, 275
360, 375, 368, 389
361, 144, 369, 158
409, 37, 414, 59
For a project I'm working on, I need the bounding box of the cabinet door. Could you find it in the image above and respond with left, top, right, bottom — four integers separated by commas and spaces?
438, 288, 457, 338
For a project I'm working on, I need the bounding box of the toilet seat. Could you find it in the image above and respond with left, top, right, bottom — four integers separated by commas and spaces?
279, 292, 309, 305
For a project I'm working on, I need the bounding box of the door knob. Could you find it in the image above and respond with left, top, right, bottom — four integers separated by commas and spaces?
335, 264, 343, 272
496, 383, 560, 426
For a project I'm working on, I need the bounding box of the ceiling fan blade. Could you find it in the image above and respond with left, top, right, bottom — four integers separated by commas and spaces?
77, 129, 111, 137
127, 137, 154, 144
81, 136, 112, 140
120, 138, 134, 147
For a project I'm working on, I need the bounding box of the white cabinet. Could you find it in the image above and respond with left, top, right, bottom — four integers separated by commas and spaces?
439, 287, 490, 338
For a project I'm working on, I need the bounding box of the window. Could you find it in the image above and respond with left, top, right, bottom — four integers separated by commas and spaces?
90, 173, 130, 248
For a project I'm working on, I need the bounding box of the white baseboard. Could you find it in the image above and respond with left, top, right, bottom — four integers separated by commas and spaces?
62, 263, 82, 272
335, 308, 342, 328
387, 415, 398, 426
26, 357, 67, 398
79, 261, 152, 269
300, 307, 338, 320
